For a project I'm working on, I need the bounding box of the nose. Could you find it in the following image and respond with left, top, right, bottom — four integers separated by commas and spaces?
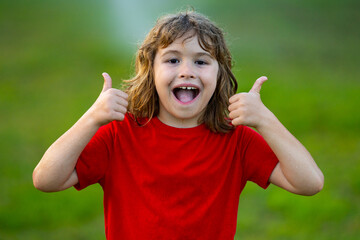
179, 61, 195, 79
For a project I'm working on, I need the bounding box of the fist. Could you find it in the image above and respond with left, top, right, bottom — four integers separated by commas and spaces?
88, 72, 128, 126
228, 76, 271, 128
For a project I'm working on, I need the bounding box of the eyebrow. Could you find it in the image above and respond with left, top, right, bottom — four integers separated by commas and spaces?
160, 50, 214, 59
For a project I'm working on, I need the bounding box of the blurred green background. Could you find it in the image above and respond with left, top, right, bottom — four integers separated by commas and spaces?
0, 0, 359, 239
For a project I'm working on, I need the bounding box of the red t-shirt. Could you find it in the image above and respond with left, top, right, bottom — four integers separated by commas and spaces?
75, 114, 278, 240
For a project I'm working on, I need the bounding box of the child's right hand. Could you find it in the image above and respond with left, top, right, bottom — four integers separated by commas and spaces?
86, 72, 128, 127
33, 72, 127, 192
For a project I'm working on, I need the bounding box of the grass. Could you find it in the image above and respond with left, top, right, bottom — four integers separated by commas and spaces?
0, 0, 359, 239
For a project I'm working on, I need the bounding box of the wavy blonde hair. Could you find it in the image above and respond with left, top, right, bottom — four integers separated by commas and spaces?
125, 10, 238, 133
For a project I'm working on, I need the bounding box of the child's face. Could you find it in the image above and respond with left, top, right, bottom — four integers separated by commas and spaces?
153, 31, 219, 128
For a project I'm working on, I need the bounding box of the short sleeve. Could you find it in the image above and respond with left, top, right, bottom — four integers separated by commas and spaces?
74, 124, 113, 190
240, 126, 279, 189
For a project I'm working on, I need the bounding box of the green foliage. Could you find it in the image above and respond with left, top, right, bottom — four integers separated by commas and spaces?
0, 0, 359, 239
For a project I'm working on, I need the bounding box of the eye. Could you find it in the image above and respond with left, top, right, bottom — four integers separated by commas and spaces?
195, 60, 208, 65
168, 58, 179, 64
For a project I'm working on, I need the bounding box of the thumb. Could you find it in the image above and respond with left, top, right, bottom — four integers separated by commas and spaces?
101, 72, 112, 93
249, 76, 268, 94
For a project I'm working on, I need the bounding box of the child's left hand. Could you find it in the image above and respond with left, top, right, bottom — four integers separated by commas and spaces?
229, 76, 324, 196
228, 76, 274, 129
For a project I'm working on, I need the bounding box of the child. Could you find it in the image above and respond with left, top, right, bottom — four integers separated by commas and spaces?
33, 10, 324, 240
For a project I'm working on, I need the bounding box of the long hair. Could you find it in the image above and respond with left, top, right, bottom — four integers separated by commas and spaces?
125, 10, 238, 133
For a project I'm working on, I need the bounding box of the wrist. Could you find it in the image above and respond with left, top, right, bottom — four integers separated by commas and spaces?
80, 108, 103, 130
256, 108, 278, 133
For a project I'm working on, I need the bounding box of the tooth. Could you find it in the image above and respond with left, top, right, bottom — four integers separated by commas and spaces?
177, 86, 197, 90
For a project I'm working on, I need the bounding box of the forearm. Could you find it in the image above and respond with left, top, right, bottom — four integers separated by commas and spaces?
257, 112, 324, 194
33, 111, 100, 192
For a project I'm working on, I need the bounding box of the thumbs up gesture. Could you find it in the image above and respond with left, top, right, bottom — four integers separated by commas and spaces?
228, 76, 273, 128
86, 72, 128, 127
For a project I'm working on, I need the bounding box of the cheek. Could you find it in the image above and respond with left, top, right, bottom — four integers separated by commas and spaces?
154, 67, 172, 85
204, 67, 219, 89
154, 71, 173, 100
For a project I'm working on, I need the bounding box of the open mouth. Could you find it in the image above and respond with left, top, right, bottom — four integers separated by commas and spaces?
173, 86, 200, 103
